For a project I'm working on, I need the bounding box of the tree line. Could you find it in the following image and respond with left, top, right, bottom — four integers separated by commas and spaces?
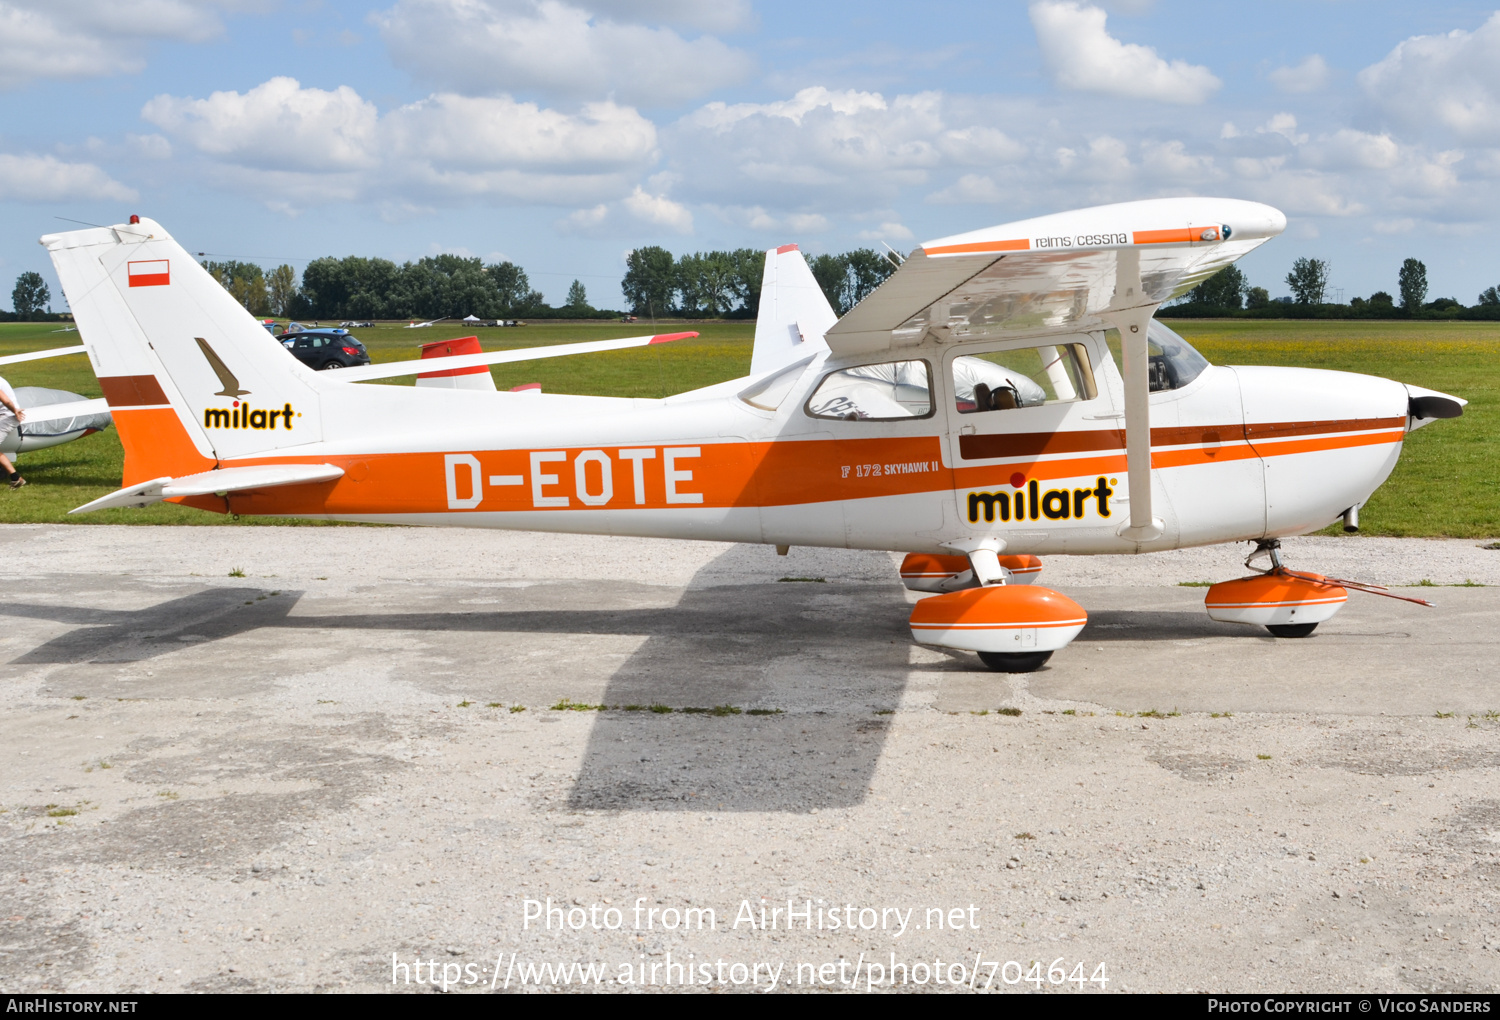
1163, 256, 1500, 320
620, 246, 896, 319
12, 245, 1495, 324
198, 256, 611, 321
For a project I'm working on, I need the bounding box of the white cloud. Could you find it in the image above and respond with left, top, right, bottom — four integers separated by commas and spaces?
856, 221, 914, 242
144, 77, 660, 210
1359, 13, 1500, 141
126, 133, 173, 160
622, 186, 693, 232
143, 78, 379, 172
926, 173, 1007, 204
0, 0, 227, 90
669, 88, 961, 212
1269, 55, 1330, 94
1301, 129, 1399, 171
1237, 170, 1365, 217
1373, 218, 1416, 235
1140, 140, 1217, 183
1257, 113, 1307, 145
374, 0, 754, 107
686, 87, 889, 130
938, 126, 1027, 164
1054, 135, 1131, 180
383, 95, 657, 170
1028, 1, 1220, 104
0, 153, 137, 202
560, 204, 609, 233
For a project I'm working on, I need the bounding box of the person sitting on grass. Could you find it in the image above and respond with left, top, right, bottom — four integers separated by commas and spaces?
0, 375, 28, 490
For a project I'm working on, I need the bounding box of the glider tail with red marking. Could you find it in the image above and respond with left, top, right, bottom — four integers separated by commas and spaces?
750, 244, 837, 377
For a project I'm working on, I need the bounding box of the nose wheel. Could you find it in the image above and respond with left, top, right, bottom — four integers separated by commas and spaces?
977, 650, 1054, 672
1265, 622, 1319, 638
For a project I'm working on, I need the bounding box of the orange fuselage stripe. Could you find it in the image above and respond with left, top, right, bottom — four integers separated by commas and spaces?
214, 425, 1402, 517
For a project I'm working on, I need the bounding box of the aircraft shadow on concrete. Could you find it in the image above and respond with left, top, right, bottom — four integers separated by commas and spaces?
1073, 609, 1267, 642
563, 544, 914, 814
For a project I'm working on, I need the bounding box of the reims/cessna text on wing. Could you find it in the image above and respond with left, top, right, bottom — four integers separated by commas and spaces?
42, 199, 1465, 672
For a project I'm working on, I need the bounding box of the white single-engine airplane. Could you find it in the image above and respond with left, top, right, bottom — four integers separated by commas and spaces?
43, 200, 1464, 672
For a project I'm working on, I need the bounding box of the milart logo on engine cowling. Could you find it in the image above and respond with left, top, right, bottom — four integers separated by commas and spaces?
203, 400, 299, 431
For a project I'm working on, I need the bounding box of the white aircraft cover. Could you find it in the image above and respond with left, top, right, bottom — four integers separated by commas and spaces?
825, 197, 1285, 354
15, 395, 111, 435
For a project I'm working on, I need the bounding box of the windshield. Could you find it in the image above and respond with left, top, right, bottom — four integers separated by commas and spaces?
1106, 321, 1210, 392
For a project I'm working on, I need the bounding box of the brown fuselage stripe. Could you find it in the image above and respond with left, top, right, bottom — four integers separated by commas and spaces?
958, 417, 1406, 461
99, 375, 170, 407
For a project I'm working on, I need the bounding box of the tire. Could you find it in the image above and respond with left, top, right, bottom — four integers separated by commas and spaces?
977, 650, 1053, 673
320, 360, 343, 370
1266, 622, 1318, 638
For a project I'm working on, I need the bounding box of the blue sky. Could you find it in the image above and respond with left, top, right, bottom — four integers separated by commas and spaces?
4, 1, 1500, 309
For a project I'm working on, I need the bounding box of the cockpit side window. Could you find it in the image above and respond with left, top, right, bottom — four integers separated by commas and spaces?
805, 360, 933, 421
952, 343, 1097, 414
1105, 320, 1211, 392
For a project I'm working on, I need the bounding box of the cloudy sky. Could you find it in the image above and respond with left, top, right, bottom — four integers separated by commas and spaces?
4, 0, 1500, 308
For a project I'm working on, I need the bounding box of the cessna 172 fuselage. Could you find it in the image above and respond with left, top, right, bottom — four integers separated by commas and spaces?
42, 198, 1464, 671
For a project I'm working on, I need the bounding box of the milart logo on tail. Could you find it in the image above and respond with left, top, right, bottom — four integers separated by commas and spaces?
194, 336, 300, 431
202, 401, 298, 431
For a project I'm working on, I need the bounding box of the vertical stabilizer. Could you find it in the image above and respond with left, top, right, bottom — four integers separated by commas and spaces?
42, 218, 324, 483
749, 244, 836, 376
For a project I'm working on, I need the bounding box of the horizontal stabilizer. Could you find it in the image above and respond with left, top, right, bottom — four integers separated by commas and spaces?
71, 463, 344, 514
0, 345, 88, 367
331, 332, 697, 384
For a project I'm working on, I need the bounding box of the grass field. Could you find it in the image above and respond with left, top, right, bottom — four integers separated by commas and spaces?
0, 317, 1491, 537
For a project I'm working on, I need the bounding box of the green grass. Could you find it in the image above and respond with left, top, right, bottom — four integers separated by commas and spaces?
0, 317, 1493, 536
1171, 320, 1500, 538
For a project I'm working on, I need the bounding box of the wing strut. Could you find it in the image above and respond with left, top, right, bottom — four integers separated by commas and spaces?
1102, 250, 1163, 543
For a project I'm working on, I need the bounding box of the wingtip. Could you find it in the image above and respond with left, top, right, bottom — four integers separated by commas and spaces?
648, 332, 698, 344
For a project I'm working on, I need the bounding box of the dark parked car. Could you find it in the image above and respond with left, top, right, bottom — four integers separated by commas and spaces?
276, 328, 372, 371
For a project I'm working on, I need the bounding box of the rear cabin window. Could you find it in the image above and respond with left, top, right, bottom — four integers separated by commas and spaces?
805, 360, 933, 421
952, 342, 1097, 413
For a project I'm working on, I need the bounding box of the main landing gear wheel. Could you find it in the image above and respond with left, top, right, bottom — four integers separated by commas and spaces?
978, 650, 1053, 673
1266, 622, 1318, 638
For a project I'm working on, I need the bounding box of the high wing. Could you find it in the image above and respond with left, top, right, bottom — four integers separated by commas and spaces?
825, 196, 1286, 544
825, 197, 1285, 355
